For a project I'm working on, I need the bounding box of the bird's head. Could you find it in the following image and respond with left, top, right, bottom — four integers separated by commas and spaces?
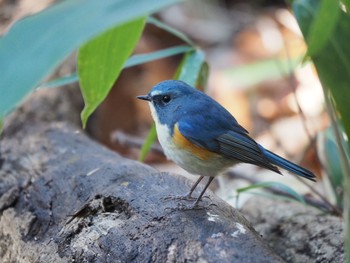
137, 80, 196, 126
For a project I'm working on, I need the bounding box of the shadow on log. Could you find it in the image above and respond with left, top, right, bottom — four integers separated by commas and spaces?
0, 88, 284, 262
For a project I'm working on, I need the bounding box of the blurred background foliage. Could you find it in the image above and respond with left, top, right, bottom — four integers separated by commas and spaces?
0, 0, 349, 259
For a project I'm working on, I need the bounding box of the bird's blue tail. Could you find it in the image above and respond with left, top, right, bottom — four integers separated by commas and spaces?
262, 148, 316, 182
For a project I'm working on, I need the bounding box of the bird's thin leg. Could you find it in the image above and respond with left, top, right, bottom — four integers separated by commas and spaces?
185, 175, 204, 199
193, 177, 215, 206
163, 175, 204, 201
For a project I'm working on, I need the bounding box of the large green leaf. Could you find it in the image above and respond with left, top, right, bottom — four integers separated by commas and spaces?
78, 18, 146, 127
0, 0, 183, 118
306, 0, 340, 57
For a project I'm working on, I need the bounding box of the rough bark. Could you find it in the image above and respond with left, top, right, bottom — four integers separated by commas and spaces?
242, 198, 344, 263
0, 89, 284, 262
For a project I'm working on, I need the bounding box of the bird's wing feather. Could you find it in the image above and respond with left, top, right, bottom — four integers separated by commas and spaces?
177, 118, 280, 173
217, 131, 280, 173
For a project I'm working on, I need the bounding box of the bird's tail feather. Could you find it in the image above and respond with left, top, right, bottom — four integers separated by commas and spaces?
263, 149, 316, 182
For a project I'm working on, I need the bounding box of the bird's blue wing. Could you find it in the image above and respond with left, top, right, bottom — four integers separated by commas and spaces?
217, 131, 280, 173
177, 115, 280, 173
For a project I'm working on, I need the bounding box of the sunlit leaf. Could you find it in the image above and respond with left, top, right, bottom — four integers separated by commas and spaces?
78, 18, 146, 128
0, 0, 183, 118
306, 0, 341, 57
343, 0, 350, 12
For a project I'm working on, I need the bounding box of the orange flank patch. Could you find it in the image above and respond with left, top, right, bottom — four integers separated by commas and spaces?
173, 124, 216, 161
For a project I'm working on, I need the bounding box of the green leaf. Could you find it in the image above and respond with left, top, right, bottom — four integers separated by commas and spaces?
39, 45, 193, 89
306, 0, 341, 57
0, 118, 3, 135
147, 17, 194, 45
174, 49, 207, 87
237, 181, 305, 204
342, 0, 350, 13
0, 0, 183, 118
78, 18, 146, 128
138, 124, 157, 161
321, 127, 344, 208
197, 62, 210, 91
125, 45, 194, 68
223, 57, 301, 89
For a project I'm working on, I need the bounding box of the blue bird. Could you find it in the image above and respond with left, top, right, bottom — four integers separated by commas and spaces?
137, 80, 316, 206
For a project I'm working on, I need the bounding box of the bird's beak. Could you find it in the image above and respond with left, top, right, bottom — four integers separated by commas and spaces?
137, 95, 151, 101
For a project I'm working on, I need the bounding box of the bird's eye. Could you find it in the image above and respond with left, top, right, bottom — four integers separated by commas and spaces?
161, 95, 171, 104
